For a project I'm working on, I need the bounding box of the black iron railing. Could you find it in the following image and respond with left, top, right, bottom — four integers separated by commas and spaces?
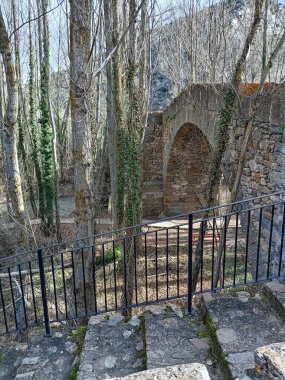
0, 192, 285, 336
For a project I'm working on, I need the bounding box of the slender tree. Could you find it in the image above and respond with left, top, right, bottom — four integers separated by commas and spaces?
213, 27, 285, 287
0, 5, 26, 245
70, 0, 94, 292
29, 7, 45, 221
192, 0, 265, 288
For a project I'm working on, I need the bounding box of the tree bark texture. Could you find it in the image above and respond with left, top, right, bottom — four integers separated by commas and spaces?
70, 0, 94, 289
0, 6, 26, 245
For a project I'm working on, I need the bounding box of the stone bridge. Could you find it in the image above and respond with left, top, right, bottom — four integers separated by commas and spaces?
143, 83, 285, 218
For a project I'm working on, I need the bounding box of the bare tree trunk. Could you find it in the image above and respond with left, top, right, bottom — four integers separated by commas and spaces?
213, 28, 285, 288
138, 0, 149, 129
0, 6, 26, 246
70, 0, 94, 291
262, 0, 268, 74
103, 0, 118, 226
11, 0, 36, 221
192, 0, 264, 289
112, 0, 125, 228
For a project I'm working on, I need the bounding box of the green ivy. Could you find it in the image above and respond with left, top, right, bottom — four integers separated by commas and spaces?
17, 113, 37, 216
29, 28, 45, 222
40, 63, 55, 230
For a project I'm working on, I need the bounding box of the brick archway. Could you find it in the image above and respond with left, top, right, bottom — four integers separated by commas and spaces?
164, 123, 213, 216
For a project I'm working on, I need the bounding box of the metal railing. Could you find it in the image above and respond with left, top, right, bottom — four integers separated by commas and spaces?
0, 191, 285, 336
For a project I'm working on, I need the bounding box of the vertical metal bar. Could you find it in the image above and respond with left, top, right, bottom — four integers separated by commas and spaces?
177, 226, 180, 297
0, 278, 8, 333
144, 234, 148, 303
278, 202, 285, 277
222, 216, 227, 288
61, 252, 68, 319
38, 249, 51, 336
200, 221, 204, 292
233, 213, 239, 286
166, 229, 169, 299
8, 267, 17, 331
256, 208, 263, 281
244, 210, 251, 283
155, 231, 158, 301
211, 218, 215, 290
28, 261, 38, 324
91, 246, 98, 313
188, 214, 193, 314
18, 263, 28, 328
123, 239, 127, 307
81, 248, 88, 315
102, 244, 107, 311
71, 251, 78, 318
134, 237, 138, 305
50, 256, 59, 320
267, 205, 275, 279
113, 241, 118, 308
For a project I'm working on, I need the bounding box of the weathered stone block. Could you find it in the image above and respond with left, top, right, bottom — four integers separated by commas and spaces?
110, 363, 210, 380
255, 342, 285, 379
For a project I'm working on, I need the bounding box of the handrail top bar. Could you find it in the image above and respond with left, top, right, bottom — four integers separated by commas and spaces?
1, 190, 284, 261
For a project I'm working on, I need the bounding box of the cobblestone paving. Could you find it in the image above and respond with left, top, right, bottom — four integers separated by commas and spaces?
202, 290, 285, 379
144, 304, 222, 379
0, 329, 77, 380
0, 343, 28, 379
14, 334, 76, 380
77, 315, 145, 380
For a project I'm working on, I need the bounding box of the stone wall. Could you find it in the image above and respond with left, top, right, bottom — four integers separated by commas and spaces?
223, 84, 285, 276
143, 83, 285, 275
164, 124, 213, 215
143, 83, 285, 217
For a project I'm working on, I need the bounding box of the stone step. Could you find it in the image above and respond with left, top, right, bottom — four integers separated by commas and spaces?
14, 334, 76, 380
77, 314, 145, 380
109, 363, 210, 379
143, 304, 222, 379
202, 289, 285, 379
263, 280, 285, 321
0, 342, 28, 380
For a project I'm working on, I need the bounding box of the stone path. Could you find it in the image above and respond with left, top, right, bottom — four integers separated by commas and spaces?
0, 342, 28, 380
202, 288, 285, 379
14, 333, 77, 379
0, 329, 78, 380
144, 304, 221, 379
77, 314, 145, 380
263, 280, 285, 321
110, 363, 210, 379
2, 282, 285, 379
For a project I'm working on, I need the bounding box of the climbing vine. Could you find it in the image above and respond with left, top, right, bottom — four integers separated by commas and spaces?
192, 0, 264, 289
29, 24, 45, 222
40, 62, 55, 230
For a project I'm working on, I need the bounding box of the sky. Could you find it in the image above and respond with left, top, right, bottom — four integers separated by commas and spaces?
2, 0, 285, 80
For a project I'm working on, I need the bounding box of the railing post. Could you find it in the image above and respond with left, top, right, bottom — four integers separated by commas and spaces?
188, 214, 193, 314
278, 202, 285, 277
38, 249, 51, 337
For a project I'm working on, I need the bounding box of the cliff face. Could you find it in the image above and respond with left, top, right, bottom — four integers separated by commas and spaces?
149, 0, 285, 112
149, 70, 174, 111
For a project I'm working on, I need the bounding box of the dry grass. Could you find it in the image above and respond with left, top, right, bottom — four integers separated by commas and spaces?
0, 220, 251, 337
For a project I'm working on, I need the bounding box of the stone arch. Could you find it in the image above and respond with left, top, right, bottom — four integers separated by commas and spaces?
143, 83, 285, 219
164, 123, 214, 216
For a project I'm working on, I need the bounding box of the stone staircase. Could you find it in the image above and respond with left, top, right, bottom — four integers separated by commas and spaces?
1, 281, 285, 379
201, 287, 285, 379
76, 281, 285, 380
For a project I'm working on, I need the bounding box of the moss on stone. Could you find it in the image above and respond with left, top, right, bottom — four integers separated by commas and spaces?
200, 307, 232, 379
